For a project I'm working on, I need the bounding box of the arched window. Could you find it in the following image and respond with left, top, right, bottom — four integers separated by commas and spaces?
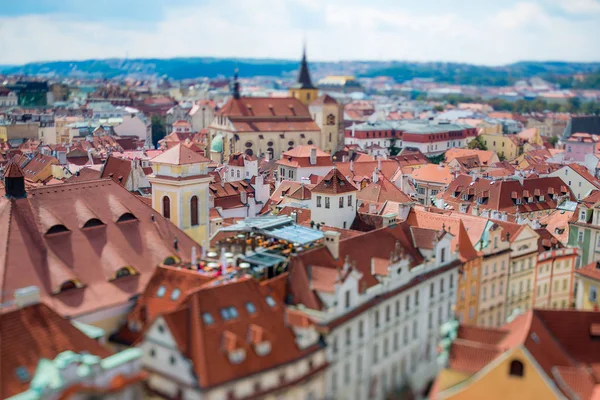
190, 196, 199, 226
82, 218, 104, 229
327, 114, 336, 126
509, 360, 524, 377
59, 280, 78, 293
114, 266, 136, 279
245, 149, 254, 156
162, 196, 171, 220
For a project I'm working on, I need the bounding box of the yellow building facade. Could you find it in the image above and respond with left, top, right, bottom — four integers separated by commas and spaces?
505, 226, 539, 318
479, 133, 520, 161
148, 144, 212, 245
435, 347, 563, 399
289, 47, 319, 106
575, 262, 600, 311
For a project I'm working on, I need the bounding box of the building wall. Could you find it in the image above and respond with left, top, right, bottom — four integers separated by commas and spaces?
324, 265, 458, 400
479, 134, 519, 161
437, 347, 562, 400
277, 164, 334, 183
505, 228, 539, 318
575, 275, 600, 311
413, 180, 447, 206
564, 141, 598, 162
456, 257, 483, 325
150, 176, 211, 246
39, 125, 58, 144
549, 167, 598, 201
534, 251, 576, 310
477, 250, 510, 328
310, 191, 356, 229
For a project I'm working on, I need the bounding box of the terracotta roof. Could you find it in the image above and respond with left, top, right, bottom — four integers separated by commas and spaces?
310, 94, 337, 106
151, 143, 210, 165
1, 302, 112, 399
288, 222, 425, 309
4, 161, 23, 178
217, 97, 311, 118
158, 276, 319, 389
278, 207, 312, 225
312, 167, 357, 195
227, 152, 257, 166
412, 164, 452, 185
445, 148, 497, 166
576, 261, 600, 282
441, 175, 575, 216
357, 174, 412, 204
276, 145, 333, 168
64, 167, 102, 183
0, 179, 198, 318
100, 155, 132, 187
335, 160, 400, 183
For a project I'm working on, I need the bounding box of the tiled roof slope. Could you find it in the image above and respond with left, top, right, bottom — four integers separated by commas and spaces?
1, 302, 112, 398
312, 168, 357, 195
159, 276, 320, 388
0, 179, 198, 318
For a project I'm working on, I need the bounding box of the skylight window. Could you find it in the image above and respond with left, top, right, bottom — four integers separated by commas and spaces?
170, 288, 181, 301
82, 218, 104, 229
246, 302, 256, 314
117, 212, 137, 223
45, 224, 69, 235
202, 313, 214, 325
265, 296, 276, 307
156, 285, 166, 298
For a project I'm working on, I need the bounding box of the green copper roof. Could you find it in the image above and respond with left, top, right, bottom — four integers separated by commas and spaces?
210, 134, 224, 153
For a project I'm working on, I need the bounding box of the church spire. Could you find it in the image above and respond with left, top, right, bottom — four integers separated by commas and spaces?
231, 68, 240, 99
296, 43, 315, 90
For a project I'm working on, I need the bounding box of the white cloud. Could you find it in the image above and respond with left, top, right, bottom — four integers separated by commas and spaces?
0, 0, 598, 65
549, 0, 600, 14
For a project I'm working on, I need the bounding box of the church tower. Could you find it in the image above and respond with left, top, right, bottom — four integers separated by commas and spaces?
289, 45, 319, 105
148, 144, 212, 245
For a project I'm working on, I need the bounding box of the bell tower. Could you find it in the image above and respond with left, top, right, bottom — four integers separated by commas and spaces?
289, 44, 319, 105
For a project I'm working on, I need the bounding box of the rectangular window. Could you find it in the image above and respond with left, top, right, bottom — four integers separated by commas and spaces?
356, 354, 362, 375
375, 310, 380, 328
325, 197, 330, 209
450, 274, 454, 288
316, 196, 322, 207
412, 320, 418, 339
430, 282, 434, 298
393, 332, 399, 351
339, 197, 344, 208
403, 326, 408, 345
345, 290, 350, 308
428, 312, 433, 329
440, 278, 444, 293
373, 344, 379, 364
345, 328, 351, 346
579, 231, 584, 242
414, 290, 419, 306
384, 338, 389, 358
386, 305, 390, 322
405, 295, 410, 311
344, 363, 350, 384
359, 320, 364, 338
441, 247, 446, 263
348, 195, 352, 207
395, 300, 400, 317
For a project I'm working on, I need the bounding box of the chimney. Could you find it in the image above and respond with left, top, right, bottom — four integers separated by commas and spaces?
209, 194, 215, 208
378, 158, 382, 171
241, 191, 247, 204
14, 286, 40, 308
372, 168, 379, 184
290, 211, 298, 223
324, 230, 341, 259
369, 203, 377, 214
350, 160, 354, 173
352, 123, 356, 137
192, 246, 198, 267
309, 147, 317, 165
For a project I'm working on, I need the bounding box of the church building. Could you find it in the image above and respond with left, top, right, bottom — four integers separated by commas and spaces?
208, 47, 344, 162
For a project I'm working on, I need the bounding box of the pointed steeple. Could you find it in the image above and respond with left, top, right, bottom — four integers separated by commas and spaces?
296, 43, 315, 90
231, 68, 240, 99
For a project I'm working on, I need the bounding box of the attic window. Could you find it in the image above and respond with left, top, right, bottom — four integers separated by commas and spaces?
117, 212, 137, 223
58, 280, 79, 293
202, 313, 214, 325
221, 306, 239, 320
46, 224, 70, 235
265, 295, 276, 307
246, 302, 257, 314
590, 323, 600, 338
114, 266, 137, 280
82, 218, 104, 229
170, 288, 181, 301
163, 256, 178, 266
156, 285, 166, 298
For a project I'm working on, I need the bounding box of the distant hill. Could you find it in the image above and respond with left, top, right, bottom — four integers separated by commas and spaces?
3, 58, 600, 88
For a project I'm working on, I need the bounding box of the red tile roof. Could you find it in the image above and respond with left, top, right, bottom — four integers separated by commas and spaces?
100, 155, 132, 187
1, 302, 112, 398
312, 168, 357, 195
151, 143, 210, 165
576, 261, 600, 282
158, 276, 320, 388
0, 179, 199, 318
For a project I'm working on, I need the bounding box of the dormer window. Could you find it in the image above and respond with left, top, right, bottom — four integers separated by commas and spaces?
221, 306, 239, 321
82, 218, 104, 229
113, 266, 137, 280
202, 313, 214, 325
265, 295, 276, 307
46, 224, 69, 235
246, 302, 257, 314
170, 288, 181, 301
580, 210, 587, 222
156, 285, 166, 297
58, 280, 80, 293
117, 212, 137, 223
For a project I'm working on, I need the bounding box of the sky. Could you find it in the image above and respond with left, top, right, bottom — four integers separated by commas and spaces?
0, 0, 599, 66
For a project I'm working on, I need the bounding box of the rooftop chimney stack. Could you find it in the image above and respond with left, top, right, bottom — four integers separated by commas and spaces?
14, 286, 40, 308
324, 230, 341, 259
309, 147, 317, 165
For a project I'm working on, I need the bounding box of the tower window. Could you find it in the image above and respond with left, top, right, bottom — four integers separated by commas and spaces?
190, 195, 199, 226
326, 114, 336, 126
162, 196, 171, 220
